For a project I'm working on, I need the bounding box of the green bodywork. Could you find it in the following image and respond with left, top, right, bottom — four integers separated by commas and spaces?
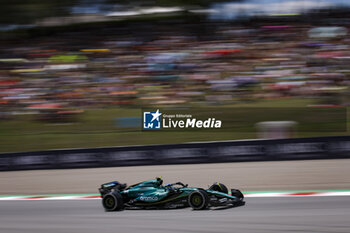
118, 179, 238, 205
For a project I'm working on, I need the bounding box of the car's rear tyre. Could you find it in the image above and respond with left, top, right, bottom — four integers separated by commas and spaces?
188, 189, 209, 210
231, 189, 244, 200
102, 192, 124, 211
209, 182, 229, 194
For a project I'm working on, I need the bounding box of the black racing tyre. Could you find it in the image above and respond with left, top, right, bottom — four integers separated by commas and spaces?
231, 189, 244, 200
209, 182, 229, 194
102, 192, 124, 211
188, 189, 209, 210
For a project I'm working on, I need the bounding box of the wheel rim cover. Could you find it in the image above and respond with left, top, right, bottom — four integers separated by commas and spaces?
191, 194, 202, 207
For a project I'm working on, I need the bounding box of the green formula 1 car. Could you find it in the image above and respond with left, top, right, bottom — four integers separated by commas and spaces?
99, 177, 245, 211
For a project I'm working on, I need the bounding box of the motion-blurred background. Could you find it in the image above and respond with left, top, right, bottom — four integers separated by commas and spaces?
0, 0, 350, 153
1, 4, 350, 233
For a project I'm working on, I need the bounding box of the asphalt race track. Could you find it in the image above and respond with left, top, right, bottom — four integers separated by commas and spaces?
1, 197, 349, 233
2, 159, 350, 194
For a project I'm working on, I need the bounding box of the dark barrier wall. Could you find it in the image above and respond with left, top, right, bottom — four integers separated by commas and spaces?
1, 136, 350, 171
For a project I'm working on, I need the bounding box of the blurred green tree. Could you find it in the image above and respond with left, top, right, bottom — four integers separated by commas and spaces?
0, 0, 241, 25
0, 0, 78, 24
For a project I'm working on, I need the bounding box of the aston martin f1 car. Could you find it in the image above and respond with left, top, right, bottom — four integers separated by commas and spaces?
99, 177, 245, 211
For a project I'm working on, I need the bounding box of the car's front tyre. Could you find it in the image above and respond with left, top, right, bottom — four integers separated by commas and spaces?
188, 189, 209, 210
102, 192, 124, 211
209, 182, 229, 194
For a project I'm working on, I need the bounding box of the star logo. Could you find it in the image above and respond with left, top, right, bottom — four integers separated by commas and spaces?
151, 109, 162, 122
143, 109, 162, 129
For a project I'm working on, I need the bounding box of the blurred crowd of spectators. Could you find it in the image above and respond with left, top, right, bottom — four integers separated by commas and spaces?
1, 20, 350, 121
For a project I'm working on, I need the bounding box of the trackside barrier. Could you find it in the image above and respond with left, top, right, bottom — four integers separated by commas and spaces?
1, 136, 350, 171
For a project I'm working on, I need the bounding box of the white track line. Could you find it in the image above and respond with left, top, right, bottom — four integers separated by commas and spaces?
1, 192, 350, 201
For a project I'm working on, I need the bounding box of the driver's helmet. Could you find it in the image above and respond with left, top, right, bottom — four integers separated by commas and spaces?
166, 185, 175, 193
156, 176, 163, 186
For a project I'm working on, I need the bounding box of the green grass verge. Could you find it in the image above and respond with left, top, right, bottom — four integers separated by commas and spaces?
0, 98, 348, 153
